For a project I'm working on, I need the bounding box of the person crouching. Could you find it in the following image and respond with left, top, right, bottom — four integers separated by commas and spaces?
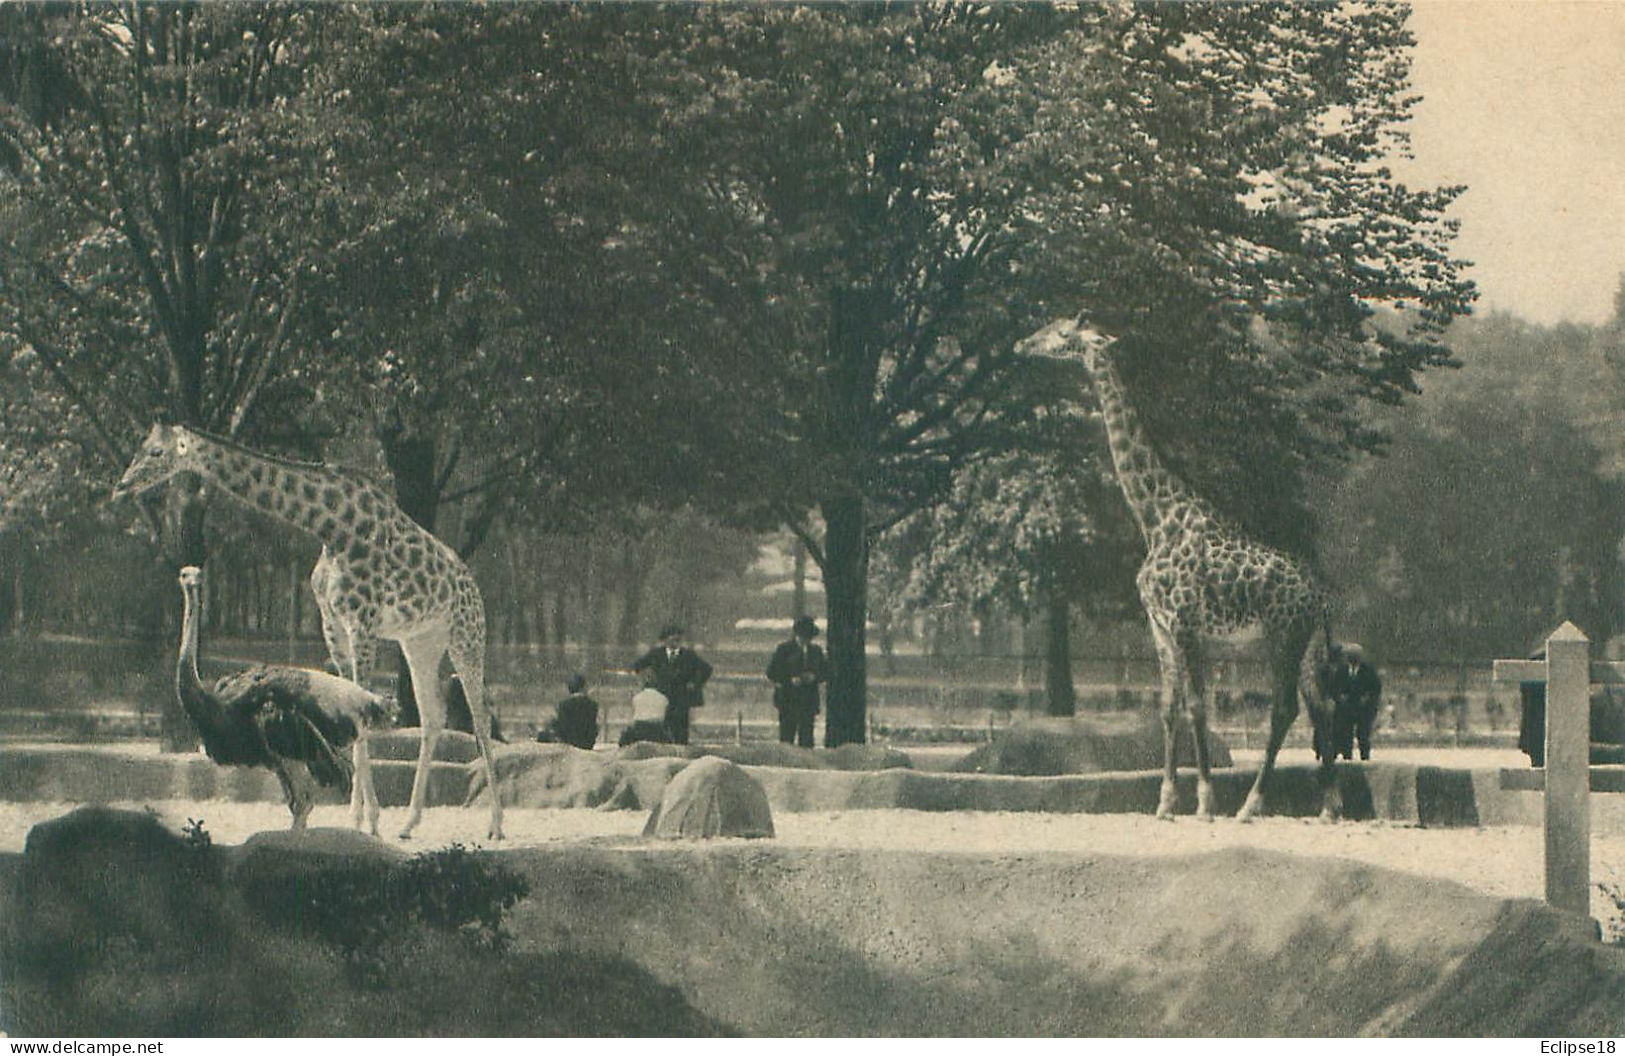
619, 667, 672, 747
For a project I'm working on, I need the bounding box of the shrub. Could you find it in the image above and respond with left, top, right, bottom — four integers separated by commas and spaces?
236, 843, 531, 985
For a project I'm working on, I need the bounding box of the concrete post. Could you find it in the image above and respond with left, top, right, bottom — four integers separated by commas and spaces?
1542, 622, 1591, 914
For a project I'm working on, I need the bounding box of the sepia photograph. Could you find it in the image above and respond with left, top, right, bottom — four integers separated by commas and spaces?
0, 0, 1622, 1039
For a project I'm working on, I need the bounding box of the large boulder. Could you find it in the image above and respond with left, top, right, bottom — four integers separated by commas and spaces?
462, 742, 688, 810
953, 715, 1233, 776
642, 756, 774, 840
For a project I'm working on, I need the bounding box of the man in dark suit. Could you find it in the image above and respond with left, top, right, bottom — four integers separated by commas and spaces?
535, 673, 599, 750
1329, 642, 1383, 761
767, 616, 828, 749
631, 623, 712, 745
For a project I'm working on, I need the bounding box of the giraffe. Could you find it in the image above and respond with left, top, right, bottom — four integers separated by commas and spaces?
113, 423, 505, 840
1015, 318, 1339, 822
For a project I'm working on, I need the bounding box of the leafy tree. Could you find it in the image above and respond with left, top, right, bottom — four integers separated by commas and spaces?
612, 4, 1472, 743
878, 394, 1139, 715
0, 4, 336, 743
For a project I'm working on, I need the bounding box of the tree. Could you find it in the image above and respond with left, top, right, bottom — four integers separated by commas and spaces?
612, 4, 1472, 744
0, 4, 330, 745
878, 387, 1140, 715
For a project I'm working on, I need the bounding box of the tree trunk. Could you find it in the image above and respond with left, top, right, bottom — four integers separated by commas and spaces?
792, 536, 808, 621
614, 546, 655, 648
821, 494, 869, 747
1043, 591, 1077, 717
379, 421, 439, 727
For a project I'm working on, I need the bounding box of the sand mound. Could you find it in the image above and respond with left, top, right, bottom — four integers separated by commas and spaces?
505, 843, 1623, 1036
643, 757, 774, 840
953, 715, 1233, 775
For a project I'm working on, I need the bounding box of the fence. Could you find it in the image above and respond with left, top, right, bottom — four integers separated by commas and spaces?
1492, 621, 1625, 916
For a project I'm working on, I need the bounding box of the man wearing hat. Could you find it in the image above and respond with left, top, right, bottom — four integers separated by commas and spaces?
766, 615, 829, 749
631, 623, 712, 745
1329, 642, 1383, 761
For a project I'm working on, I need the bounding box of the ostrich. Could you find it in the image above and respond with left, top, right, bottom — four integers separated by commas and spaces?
174, 565, 395, 830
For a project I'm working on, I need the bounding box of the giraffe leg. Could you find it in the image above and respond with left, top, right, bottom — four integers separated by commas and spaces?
449, 629, 504, 842
312, 562, 376, 831
397, 629, 448, 840
343, 629, 381, 835
1149, 617, 1185, 820
1180, 636, 1215, 821
1301, 636, 1341, 822
1238, 646, 1303, 822
351, 735, 381, 837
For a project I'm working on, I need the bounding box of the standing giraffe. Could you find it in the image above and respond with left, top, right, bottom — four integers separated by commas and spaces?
113, 423, 505, 840
1016, 318, 1338, 822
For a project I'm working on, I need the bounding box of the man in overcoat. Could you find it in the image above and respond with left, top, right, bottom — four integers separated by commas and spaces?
631, 623, 713, 745
766, 616, 828, 749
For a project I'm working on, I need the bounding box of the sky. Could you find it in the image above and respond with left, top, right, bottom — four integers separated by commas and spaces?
1398, 1, 1625, 326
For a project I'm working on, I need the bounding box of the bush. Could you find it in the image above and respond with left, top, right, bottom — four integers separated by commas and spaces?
236, 843, 530, 985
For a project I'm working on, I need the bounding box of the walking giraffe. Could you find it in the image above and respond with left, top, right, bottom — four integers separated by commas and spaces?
113, 424, 505, 839
1016, 318, 1339, 821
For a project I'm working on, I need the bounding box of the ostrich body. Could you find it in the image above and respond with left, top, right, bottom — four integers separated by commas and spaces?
175, 566, 394, 830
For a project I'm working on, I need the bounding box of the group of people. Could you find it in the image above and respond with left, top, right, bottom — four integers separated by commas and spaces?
540, 623, 1387, 761
534, 617, 828, 750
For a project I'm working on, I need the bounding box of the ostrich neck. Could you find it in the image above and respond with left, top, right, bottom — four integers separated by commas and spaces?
175, 582, 222, 732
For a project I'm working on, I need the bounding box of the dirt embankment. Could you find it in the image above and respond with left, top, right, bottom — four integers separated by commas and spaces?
2, 807, 1621, 1037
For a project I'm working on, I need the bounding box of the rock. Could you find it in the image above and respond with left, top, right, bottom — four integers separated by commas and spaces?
615, 739, 912, 771
229, 826, 404, 871
952, 715, 1233, 776
642, 756, 774, 840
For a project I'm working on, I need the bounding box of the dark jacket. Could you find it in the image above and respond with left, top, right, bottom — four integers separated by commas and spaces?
631, 646, 712, 713
1329, 660, 1382, 716
547, 692, 599, 750
766, 638, 828, 713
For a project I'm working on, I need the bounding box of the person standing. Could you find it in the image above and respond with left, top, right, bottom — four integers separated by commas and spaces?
767, 616, 828, 749
1330, 643, 1383, 761
631, 623, 712, 745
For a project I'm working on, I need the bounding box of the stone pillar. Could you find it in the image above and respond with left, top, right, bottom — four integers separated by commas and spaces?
1542, 622, 1590, 914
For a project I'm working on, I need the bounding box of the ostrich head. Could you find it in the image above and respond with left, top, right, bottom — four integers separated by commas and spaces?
112, 424, 202, 501
1012, 317, 1117, 369
178, 565, 204, 591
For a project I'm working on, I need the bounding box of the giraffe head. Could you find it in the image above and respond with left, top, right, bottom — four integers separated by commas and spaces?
112, 424, 203, 500
1013, 316, 1116, 369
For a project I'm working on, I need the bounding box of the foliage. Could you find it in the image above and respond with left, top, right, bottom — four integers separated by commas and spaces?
236, 842, 531, 985
878, 411, 1139, 625
1317, 311, 1625, 658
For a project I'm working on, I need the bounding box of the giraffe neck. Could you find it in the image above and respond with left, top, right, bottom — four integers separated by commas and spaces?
185, 431, 370, 547
1081, 345, 1212, 544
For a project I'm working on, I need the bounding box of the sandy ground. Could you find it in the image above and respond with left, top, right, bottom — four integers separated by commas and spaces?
4, 795, 1623, 937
